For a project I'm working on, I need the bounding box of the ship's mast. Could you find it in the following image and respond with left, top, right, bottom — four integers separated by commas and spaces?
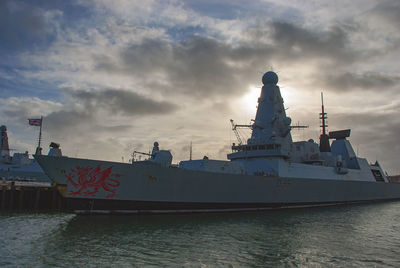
319, 92, 331, 152
321, 93, 327, 135
0, 125, 10, 161
189, 141, 192, 160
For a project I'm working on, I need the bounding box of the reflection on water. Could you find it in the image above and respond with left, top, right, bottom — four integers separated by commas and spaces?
1, 202, 400, 267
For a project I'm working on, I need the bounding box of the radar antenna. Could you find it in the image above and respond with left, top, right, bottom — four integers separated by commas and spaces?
290, 122, 308, 130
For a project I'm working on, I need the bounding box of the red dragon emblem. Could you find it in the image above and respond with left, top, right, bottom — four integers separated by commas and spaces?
65, 165, 121, 198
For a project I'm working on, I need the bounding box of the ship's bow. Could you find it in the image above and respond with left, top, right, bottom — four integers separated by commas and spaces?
34, 155, 69, 186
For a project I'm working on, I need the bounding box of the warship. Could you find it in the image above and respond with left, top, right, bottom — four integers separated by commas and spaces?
35, 71, 400, 214
0, 125, 49, 183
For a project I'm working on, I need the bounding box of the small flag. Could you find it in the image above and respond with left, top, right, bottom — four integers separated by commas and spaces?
28, 118, 42, 126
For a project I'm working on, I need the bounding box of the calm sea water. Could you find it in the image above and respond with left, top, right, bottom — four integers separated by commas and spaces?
1, 202, 400, 267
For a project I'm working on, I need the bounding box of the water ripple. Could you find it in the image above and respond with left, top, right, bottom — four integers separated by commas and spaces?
1, 202, 400, 267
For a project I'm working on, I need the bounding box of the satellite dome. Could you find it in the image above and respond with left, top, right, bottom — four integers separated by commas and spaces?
262, 71, 278, 85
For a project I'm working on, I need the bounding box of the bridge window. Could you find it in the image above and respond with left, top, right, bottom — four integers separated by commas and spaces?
371, 169, 385, 182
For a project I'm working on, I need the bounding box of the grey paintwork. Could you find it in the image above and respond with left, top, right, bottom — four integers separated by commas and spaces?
35, 155, 400, 205
33, 71, 400, 211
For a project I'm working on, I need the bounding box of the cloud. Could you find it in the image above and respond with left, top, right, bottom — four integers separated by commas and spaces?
0, 86, 177, 152
67, 88, 178, 116
36, 87, 179, 144
95, 36, 260, 98
367, 1, 400, 28
269, 22, 359, 63
0, 97, 62, 121
2, 0, 400, 173
44, 108, 93, 134
91, 19, 382, 103
355, 0, 400, 49
318, 72, 400, 92
0, 0, 58, 52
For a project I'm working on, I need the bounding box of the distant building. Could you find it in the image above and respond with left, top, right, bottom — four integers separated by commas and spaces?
388, 175, 400, 183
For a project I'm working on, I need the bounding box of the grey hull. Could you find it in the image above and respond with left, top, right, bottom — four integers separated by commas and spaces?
35, 155, 400, 213
0, 169, 49, 182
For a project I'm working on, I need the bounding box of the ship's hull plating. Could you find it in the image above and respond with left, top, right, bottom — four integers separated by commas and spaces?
0, 169, 49, 182
35, 155, 400, 214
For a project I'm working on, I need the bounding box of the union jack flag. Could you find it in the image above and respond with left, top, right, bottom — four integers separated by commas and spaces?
28, 118, 42, 126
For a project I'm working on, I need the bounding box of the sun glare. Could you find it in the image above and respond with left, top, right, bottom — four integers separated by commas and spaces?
242, 86, 260, 115
242, 85, 295, 114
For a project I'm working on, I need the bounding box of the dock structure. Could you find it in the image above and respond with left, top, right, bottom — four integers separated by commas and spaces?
0, 181, 66, 212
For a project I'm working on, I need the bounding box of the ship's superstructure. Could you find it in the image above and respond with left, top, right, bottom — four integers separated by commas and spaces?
180, 71, 385, 183
0, 125, 49, 182
34, 71, 400, 213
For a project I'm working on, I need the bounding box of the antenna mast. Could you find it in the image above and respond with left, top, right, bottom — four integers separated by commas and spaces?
319, 92, 331, 152
189, 141, 192, 160
321, 93, 327, 136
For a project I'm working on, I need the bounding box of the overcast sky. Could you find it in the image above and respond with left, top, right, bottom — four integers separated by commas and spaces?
1, 0, 400, 173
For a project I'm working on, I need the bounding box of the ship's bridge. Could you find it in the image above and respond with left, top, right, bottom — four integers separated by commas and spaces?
228, 143, 286, 160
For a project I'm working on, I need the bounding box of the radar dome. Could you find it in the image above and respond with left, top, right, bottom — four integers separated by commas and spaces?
262, 71, 278, 85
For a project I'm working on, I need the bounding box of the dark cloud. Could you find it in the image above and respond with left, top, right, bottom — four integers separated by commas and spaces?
67, 88, 178, 116
95, 125, 132, 133
96, 36, 263, 98
319, 72, 400, 91
368, 1, 400, 28
44, 109, 94, 135
183, 0, 254, 20
0, 86, 178, 149
0, 98, 94, 144
270, 22, 358, 63
44, 108, 133, 141
2, 106, 35, 122
332, 111, 400, 132
94, 20, 378, 99
0, 0, 96, 55
182, 0, 304, 22
0, 1, 49, 52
